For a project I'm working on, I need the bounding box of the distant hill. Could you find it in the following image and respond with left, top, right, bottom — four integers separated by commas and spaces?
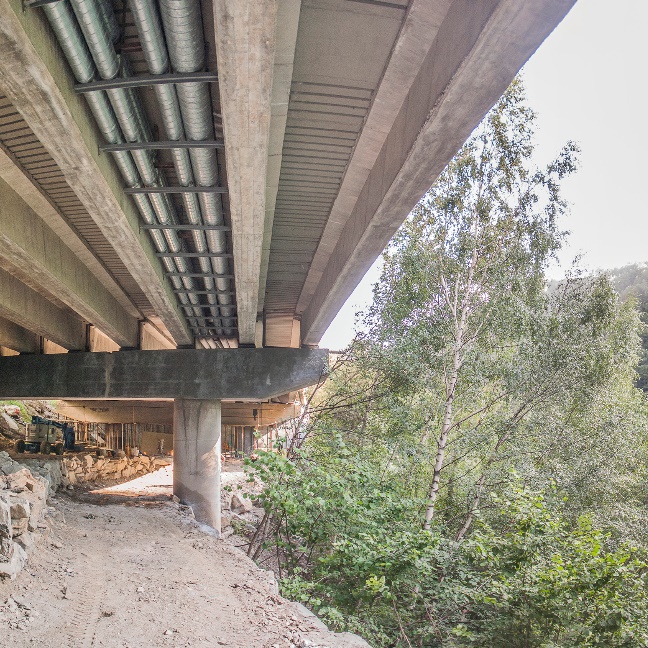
607, 263, 648, 391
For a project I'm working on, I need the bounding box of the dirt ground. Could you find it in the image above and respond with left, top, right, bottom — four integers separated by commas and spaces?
0, 465, 371, 648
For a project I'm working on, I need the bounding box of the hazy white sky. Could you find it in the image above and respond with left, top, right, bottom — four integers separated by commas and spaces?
320, 0, 648, 350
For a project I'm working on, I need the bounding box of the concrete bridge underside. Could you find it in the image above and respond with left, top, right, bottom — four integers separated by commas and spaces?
0, 0, 576, 527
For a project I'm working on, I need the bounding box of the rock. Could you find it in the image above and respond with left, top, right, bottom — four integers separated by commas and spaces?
1, 412, 18, 432
230, 493, 253, 514
9, 497, 30, 520
220, 512, 232, 529
0, 495, 12, 541
0, 542, 26, 579
15, 531, 35, 552
3, 466, 31, 483
11, 517, 28, 537
332, 632, 373, 647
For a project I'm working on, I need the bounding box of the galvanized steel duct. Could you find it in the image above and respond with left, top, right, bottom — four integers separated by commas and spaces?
41, 0, 212, 337
129, 0, 234, 332
157, 0, 233, 309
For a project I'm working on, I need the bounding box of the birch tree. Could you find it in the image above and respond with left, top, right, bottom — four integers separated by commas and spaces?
363, 79, 580, 528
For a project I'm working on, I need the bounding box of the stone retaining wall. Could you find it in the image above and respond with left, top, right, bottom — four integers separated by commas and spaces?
60, 453, 170, 487
0, 451, 170, 579
0, 452, 49, 579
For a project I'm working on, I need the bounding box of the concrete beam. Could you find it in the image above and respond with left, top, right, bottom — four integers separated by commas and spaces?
0, 0, 191, 345
0, 348, 329, 400
213, 0, 279, 344
259, 0, 302, 314
56, 400, 297, 427
0, 315, 39, 354
0, 175, 138, 347
299, 0, 576, 344
0, 142, 140, 320
0, 267, 85, 350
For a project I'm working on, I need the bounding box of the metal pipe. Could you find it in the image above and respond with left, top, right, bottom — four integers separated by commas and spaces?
42, 0, 207, 334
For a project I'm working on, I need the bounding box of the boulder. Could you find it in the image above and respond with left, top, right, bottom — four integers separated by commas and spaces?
1, 412, 18, 432
0, 494, 11, 540
231, 493, 253, 514
9, 497, 30, 520
0, 542, 26, 579
15, 531, 35, 552
11, 517, 28, 537
4, 468, 32, 491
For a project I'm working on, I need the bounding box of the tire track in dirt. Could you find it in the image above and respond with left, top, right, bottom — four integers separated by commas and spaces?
63, 561, 104, 648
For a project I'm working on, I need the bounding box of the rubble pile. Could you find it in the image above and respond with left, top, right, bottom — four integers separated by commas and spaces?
0, 453, 50, 579
60, 453, 170, 487
221, 488, 265, 538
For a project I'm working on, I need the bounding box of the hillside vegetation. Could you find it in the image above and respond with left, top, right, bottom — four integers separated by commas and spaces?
242, 82, 648, 647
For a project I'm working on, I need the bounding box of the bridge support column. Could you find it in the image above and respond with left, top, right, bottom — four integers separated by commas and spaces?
243, 426, 255, 455
173, 399, 221, 532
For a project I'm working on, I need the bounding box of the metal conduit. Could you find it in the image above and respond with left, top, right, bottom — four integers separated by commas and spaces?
130, 0, 234, 334
41, 0, 207, 336
129, 0, 231, 334
157, 0, 234, 326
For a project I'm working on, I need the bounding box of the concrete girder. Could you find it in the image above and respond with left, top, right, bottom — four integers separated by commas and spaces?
212, 0, 280, 345
0, 140, 140, 321
0, 0, 191, 346
56, 400, 298, 427
0, 315, 39, 354
0, 175, 138, 348
258, 0, 302, 315
0, 267, 85, 350
0, 348, 329, 400
299, 0, 577, 344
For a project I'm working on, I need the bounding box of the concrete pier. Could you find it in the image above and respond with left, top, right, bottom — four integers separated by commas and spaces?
173, 399, 222, 531
244, 426, 255, 455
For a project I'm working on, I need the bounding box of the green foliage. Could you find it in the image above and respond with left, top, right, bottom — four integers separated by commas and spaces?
250, 445, 648, 646
247, 81, 648, 647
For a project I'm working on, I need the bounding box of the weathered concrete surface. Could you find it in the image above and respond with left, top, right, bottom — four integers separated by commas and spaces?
0, 316, 38, 354
173, 399, 221, 529
295, 0, 452, 319
299, 0, 577, 344
0, 348, 328, 400
0, 176, 138, 348
57, 400, 297, 427
213, 0, 279, 344
0, 141, 139, 320
0, 0, 190, 345
258, 0, 301, 320
0, 268, 85, 351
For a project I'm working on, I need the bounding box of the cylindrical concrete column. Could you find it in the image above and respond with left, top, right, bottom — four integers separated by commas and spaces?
173, 399, 221, 531
243, 426, 255, 455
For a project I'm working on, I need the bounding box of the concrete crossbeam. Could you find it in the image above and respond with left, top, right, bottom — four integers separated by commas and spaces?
300, 0, 577, 344
0, 315, 39, 354
0, 268, 85, 350
0, 348, 328, 400
213, 0, 279, 344
0, 0, 191, 345
0, 176, 138, 348
56, 400, 298, 427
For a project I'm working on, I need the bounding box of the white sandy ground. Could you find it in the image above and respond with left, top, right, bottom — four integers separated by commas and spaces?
0, 465, 370, 648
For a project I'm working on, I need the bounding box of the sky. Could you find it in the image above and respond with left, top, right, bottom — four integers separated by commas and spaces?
320, 0, 648, 350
